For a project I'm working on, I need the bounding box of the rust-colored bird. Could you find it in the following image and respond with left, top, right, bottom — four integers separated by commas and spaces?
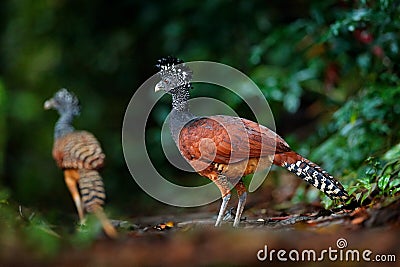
45, 89, 117, 238
155, 57, 349, 227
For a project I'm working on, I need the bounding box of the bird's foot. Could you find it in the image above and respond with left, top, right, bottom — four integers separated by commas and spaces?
223, 207, 235, 221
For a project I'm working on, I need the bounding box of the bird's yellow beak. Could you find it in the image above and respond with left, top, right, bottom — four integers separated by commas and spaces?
44, 99, 55, 110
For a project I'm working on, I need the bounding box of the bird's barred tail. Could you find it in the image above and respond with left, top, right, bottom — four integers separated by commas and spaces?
78, 170, 117, 238
78, 169, 106, 211
281, 153, 349, 201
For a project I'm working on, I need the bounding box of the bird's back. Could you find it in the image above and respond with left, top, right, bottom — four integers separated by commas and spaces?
179, 115, 290, 165
52, 130, 105, 170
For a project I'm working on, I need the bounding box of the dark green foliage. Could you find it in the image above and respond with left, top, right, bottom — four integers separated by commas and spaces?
313, 86, 400, 176
0, 80, 6, 177
0, 189, 62, 258
308, 0, 400, 207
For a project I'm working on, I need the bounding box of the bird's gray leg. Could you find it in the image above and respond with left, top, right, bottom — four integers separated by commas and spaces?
215, 193, 231, 226
213, 174, 231, 227
233, 180, 247, 227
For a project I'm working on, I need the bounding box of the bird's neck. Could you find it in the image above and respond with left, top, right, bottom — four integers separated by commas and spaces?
169, 92, 194, 143
55, 112, 75, 139
171, 90, 190, 112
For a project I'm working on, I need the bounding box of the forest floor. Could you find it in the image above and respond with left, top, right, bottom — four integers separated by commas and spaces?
2, 175, 400, 267
62, 198, 400, 267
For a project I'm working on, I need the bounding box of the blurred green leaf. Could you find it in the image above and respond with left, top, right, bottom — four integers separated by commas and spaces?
72, 214, 104, 248
378, 174, 391, 191
383, 143, 400, 161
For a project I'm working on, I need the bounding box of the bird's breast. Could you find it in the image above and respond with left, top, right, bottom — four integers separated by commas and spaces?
194, 155, 274, 179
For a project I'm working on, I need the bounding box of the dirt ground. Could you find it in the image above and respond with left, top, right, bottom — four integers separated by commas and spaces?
3, 193, 400, 267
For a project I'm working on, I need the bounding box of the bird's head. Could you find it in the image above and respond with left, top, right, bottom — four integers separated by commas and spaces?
44, 88, 80, 116
155, 56, 192, 94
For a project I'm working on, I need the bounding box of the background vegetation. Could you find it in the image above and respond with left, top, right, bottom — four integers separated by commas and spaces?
0, 0, 399, 262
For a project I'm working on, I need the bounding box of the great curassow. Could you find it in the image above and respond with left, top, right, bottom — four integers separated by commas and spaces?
155, 57, 350, 227
44, 89, 117, 238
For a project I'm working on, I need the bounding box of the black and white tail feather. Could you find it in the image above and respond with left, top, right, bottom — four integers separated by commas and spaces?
282, 154, 349, 201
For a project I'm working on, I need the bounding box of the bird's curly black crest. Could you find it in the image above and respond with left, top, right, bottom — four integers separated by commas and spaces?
156, 56, 193, 91
156, 56, 184, 71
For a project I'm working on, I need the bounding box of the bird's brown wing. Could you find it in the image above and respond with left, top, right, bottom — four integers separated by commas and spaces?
52, 131, 105, 170
179, 115, 291, 164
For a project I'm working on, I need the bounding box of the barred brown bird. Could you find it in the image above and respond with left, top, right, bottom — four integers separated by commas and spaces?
155, 56, 350, 227
45, 89, 117, 238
